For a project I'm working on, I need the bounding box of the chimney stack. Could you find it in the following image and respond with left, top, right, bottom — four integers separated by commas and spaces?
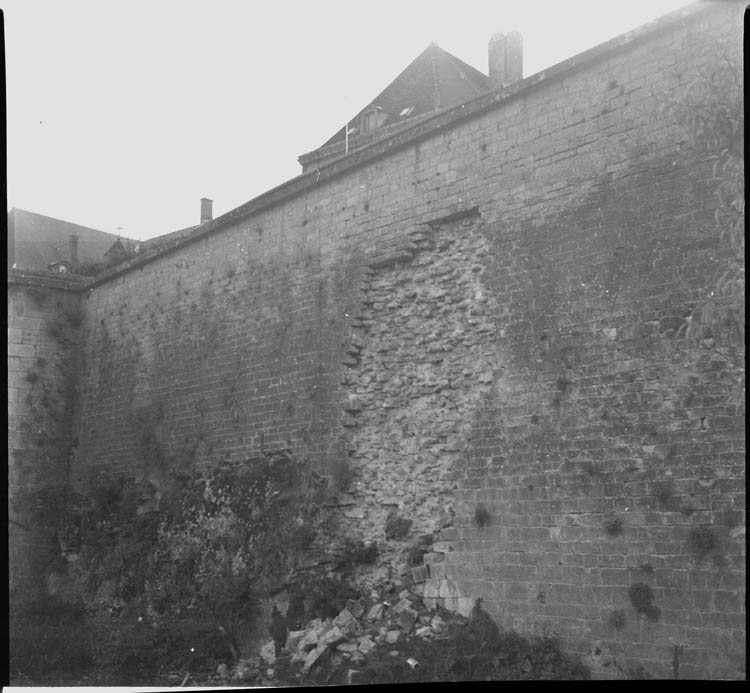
200, 197, 213, 225
69, 234, 79, 266
488, 31, 523, 87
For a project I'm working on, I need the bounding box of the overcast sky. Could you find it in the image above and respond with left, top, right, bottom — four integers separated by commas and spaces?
4, 0, 699, 241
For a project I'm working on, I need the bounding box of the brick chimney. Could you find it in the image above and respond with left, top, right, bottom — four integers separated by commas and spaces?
488, 31, 523, 87
200, 198, 213, 225
69, 234, 79, 266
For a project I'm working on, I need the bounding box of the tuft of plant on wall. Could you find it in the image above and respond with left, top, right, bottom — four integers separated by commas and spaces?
473, 504, 491, 529
608, 609, 627, 630
628, 582, 660, 622
602, 514, 625, 537
688, 525, 722, 564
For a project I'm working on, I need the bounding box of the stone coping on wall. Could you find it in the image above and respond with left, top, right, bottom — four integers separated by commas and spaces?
7, 268, 89, 291
69, 1, 716, 291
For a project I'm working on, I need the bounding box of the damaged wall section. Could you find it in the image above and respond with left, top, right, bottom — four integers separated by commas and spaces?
336, 210, 503, 549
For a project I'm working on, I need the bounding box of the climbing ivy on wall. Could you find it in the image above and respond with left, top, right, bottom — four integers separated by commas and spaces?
665, 42, 744, 409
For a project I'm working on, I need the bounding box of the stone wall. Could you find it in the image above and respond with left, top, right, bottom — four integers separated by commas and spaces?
8, 272, 85, 591
14, 2, 743, 679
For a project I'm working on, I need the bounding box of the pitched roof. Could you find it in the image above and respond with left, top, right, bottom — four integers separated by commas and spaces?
298, 43, 490, 170
7, 208, 139, 271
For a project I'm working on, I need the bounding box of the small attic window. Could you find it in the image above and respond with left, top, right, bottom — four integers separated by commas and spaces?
361, 107, 387, 134
48, 261, 69, 273
399, 106, 414, 117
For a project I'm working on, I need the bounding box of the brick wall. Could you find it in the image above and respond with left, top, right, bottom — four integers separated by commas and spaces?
8, 272, 84, 591
61, 3, 743, 679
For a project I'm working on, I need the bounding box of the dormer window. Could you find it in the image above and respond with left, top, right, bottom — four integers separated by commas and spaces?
360, 106, 387, 135
48, 261, 70, 273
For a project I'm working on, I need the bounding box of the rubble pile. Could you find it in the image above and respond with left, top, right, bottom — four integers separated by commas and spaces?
222, 578, 454, 685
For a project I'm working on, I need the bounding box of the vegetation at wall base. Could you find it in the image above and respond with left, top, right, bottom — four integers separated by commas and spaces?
276, 604, 590, 685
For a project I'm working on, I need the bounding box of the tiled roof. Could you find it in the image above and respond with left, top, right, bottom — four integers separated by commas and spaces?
299, 43, 490, 168
7, 208, 138, 271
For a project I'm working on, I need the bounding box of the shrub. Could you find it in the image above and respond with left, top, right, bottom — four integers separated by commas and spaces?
9, 594, 93, 684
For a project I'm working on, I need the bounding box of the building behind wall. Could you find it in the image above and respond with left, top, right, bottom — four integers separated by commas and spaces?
7, 2, 745, 679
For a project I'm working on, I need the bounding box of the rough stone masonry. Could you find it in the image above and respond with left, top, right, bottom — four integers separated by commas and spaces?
7, 2, 744, 680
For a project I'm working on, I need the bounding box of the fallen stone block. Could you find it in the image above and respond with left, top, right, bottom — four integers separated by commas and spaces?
398, 607, 419, 631
286, 629, 307, 651
260, 640, 276, 666
411, 565, 429, 583
334, 608, 356, 632
385, 630, 401, 644
298, 631, 320, 652
319, 625, 347, 647
415, 625, 432, 638
303, 644, 330, 673
366, 603, 384, 621
346, 599, 365, 619
431, 615, 447, 633
335, 641, 360, 654
357, 636, 377, 655
393, 597, 412, 614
